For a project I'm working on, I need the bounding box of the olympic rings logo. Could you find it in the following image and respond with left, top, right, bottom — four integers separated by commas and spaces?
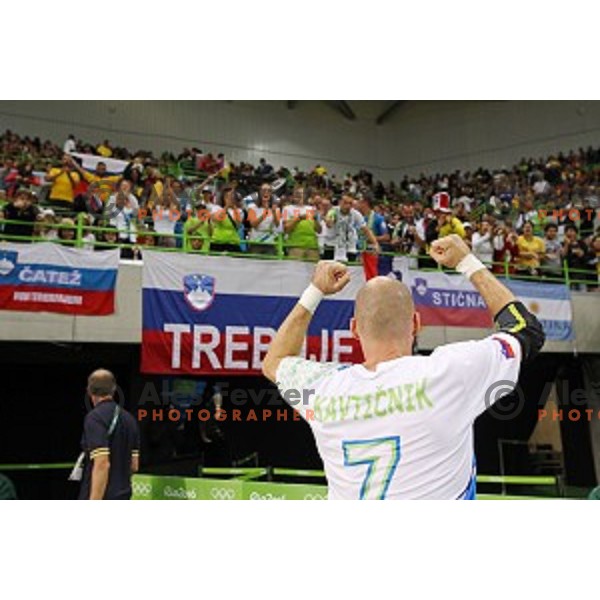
163, 486, 197, 500
132, 482, 152, 496
248, 491, 286, 500
210, 487, 236, 500
303, 493, 326, 501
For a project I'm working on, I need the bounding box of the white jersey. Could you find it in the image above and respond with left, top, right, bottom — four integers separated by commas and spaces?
276, 332, 522, 499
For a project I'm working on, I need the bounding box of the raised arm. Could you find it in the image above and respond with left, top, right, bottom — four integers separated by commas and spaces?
262, 261, 351, 382
429, 234, 545, 362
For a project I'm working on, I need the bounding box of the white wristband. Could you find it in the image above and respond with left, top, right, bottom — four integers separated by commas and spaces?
456, 254, 486, 280
298, 283, 324, 314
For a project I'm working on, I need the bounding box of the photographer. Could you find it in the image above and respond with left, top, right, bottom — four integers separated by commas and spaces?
392, 204, 425, 268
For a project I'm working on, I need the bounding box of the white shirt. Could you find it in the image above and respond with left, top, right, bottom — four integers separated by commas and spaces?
471, 231, 494, 265
454, 195, 473, 212
153, 207, 177, 235
276, 332, 521, 500
105, 194, 139, 242
63, 138, 76, 154
328, 207, 365, 258
282, 204, 316, 222
247, 203, 279, 242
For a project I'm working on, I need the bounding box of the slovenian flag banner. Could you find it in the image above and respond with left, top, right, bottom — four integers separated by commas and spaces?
0, 243, 119, 315
400, 265, 573, 341
70, 153, 130, 175
141, 251, 365, 375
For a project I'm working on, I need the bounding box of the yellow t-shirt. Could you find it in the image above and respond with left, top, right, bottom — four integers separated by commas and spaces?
96, 145, 113, 158
83, 172, 120, 203
48, 169, 80, 203
439, 217, 466, 239
517, 235, 545, 268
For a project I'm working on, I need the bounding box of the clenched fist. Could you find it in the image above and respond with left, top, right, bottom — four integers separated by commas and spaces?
429, 234, 471, 269
312, 260, 351, 295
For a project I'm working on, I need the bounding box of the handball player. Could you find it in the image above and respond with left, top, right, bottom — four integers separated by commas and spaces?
263, 234, 545, 499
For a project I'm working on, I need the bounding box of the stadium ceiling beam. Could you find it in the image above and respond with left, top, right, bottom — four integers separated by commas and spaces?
325, 100, 356, 121
375, 101, 406, 126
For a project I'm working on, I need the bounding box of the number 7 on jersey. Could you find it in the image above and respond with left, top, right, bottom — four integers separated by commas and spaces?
342, 436, 401, 500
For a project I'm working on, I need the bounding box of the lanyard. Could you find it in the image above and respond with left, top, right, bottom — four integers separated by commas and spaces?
107, 405, 121, 438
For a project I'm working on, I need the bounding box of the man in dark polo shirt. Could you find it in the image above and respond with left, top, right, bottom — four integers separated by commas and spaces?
79, 369, 140, 500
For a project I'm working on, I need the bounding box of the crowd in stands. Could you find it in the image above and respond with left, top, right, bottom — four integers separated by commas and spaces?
0, 128, 599, 288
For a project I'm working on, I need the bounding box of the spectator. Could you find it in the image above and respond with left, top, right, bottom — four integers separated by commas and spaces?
4, 161, 37, 196
282, 186, 321, 261
562, 224, 592, 286
184, 208, 211, 252
68, 156, 120, 211
357, 193, 390, 248
104, 180, 139, 257
325, 193, 379, 262
45, 154, 81, 209
96, 140, 113, 158
58, 217, 76, 246
97, 225, 120, 250
471, 218, 494, 265
152, 184, 180, 248
255, 157, 274, 179
132, 226, 156, 259
63, 134, 76, 154
432, 192, 466, 239
247, 183, 280, 255
541, 223, 563, 279
210, 185, 243, 253
34, 211, 59, 241
317, 195, 335, 258
492, 221, 519, 274
81, 214, 96, 251
391, 203, 425, 265
463, 222, 474, 244
2, 188, 38, 242
516, 221, 545, 276
590, 234, 600, 289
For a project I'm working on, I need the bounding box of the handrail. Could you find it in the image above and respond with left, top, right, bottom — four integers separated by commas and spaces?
0, 217, 597, 287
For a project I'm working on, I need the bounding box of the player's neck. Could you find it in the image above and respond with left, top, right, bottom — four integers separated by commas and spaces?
362, 344, 411, 371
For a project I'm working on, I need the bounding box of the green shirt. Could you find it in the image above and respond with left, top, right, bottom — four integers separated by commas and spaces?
284, 205, 318, 249
184, 217, 211, 251
211, 208, 241, 245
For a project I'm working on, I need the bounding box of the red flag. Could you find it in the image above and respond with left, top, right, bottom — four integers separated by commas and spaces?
362, 252, 378, 280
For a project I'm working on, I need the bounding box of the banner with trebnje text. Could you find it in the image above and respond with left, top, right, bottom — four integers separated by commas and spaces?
140, 252, 573, 376
141, 251, 366, 375
0, 243, 119, 316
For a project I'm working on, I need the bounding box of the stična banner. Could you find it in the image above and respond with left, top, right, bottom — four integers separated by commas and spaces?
399, 264, 573, 341
0, 243, 119, 315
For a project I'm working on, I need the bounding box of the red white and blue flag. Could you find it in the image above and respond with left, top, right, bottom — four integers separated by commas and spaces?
399, 265, 573, 341
141, 252, 365, 375
0, 243, 119, 315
